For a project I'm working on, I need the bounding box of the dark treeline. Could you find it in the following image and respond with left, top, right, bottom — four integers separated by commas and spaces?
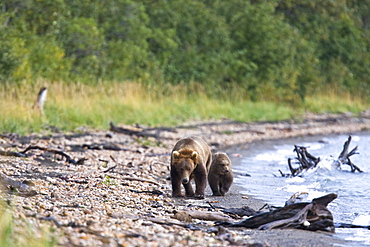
1, 0, 369, 103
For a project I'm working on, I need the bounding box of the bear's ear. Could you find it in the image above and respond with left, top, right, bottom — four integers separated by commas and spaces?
172, 151, 180, 159
191, 151, 198, 160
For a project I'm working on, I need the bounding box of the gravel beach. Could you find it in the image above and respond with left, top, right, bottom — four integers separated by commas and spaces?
1, 111, 370, 246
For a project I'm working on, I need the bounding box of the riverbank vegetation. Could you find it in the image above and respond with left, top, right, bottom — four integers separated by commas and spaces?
1, 80, 368, 134
1, 0, 369, 134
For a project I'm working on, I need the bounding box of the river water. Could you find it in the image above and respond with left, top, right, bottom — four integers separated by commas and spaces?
232, 132, 370, 246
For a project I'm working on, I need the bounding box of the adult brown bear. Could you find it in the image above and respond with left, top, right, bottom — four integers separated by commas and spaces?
208, 152, 233, 196
170, 137, 212, 199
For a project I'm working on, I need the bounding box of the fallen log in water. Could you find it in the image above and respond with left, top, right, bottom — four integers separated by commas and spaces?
287, 146, 320, 176
281, 135, 363, 177
217, 193, 337, 232
335, 136, 363, 172
335, 223, 370, 230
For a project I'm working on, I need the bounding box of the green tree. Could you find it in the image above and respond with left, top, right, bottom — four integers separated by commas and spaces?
276, 0, 370, 96
0, 0, 369, 101
100, 1, 152, 81
208, 0, 316, 102
0, 0, 71, 82
145, 0, 233, 85
58, 17, 105, 81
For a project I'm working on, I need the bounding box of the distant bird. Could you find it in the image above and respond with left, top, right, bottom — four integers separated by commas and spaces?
34, 87, 47, 115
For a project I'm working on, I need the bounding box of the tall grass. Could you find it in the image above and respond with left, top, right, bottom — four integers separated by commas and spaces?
304, 91, 367, 114
0, 80, 368, 134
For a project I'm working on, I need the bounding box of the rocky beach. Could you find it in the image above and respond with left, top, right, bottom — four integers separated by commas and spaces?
1, 111, 370, 247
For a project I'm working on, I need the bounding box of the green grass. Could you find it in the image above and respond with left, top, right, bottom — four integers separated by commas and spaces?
0, 80, 368, 134
0, 205, 57, 247
304, 92, 367, 114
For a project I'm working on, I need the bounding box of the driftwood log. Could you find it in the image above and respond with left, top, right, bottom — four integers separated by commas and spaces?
286, 146, 320, 176
0, 145, 86, 165
109, 122, 178, 140
0, 150, 27, 158
335, 136, 363, 172
110, 122, 158, 138
281, 135, 363, 177
173, 210, 232, 222
217, 193, 337, 232
221, 205, 258, 218
21, 145, 86, 165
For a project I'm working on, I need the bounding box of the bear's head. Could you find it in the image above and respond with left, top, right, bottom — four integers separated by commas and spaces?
172, 149, 198, 184
212, 153, 231, 174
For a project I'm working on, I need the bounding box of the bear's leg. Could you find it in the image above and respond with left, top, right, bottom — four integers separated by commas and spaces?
219, 184, 226, 196
194, 173, 207, 199
171, 170, 184, 197
183, 182, 195, 197
213, 182, 223, 196
220, 177, 232, 196
208, 174, 221, 196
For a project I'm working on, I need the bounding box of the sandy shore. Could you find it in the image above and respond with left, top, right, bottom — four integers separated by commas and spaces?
0, 111, 369, 246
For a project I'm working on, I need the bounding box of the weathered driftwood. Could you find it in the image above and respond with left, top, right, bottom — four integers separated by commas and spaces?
0, 145, 87, 166
217, 193, 337, 233
175, 210, 232, 222
221, 206, 257, 218
109, 122, 159, 138
82, 143, 133, 151
287, 145, 320, 177
335, 223, 370, 230
119, 175, 160, 186
0, 150, 27, 158
282, 136, 363, 177
335, 135, 363, 172
0, 173, 37, 196
129, 189, 165, 196
109, 122, 178, 140
20, 145, 86, 165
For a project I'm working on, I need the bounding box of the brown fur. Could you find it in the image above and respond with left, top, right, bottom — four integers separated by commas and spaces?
208, 152, 233, 196
170, 137, 212, 199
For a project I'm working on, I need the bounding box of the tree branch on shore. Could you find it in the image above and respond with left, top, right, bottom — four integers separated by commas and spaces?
110, 122, 166, 139
119, 175, 161, 186
0, 150, 27, 158
20, 145, 86, 165
173, 210, 232, 222
217, 193, 337, 232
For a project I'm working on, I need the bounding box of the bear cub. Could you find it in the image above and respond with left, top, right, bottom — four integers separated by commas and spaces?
170, 137, 212, 199
208, 152, 233, 196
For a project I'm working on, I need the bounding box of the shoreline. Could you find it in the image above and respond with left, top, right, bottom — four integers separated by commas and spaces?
0, 112, 370, 246
216, 145, 350, 247
165, 112, 370, 246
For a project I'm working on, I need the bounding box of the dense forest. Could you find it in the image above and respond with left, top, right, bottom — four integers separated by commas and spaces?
1, 0, 369, 103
